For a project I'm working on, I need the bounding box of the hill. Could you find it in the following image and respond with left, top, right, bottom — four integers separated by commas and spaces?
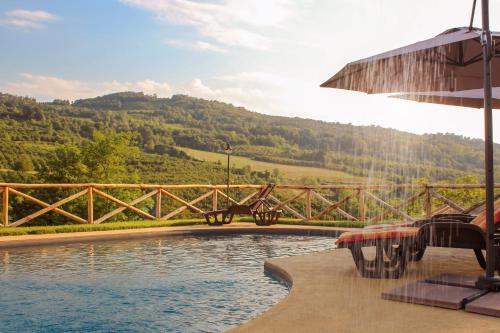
1, 91, 498, 184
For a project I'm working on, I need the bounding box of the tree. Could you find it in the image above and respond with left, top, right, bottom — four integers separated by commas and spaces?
36, 130, 144, 225
82, 130, 139, 183
41, 145, 87, 183
14, 154, 34, 172
52, 99, 70, 105
272, 168, 280, 179
41, 130, 140, 183
138, 127, 155, 150
21, 105, 44, 121
437, 175, 484, 209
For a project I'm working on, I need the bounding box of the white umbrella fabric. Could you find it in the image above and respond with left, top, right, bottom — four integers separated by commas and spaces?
391, 88, 500, 109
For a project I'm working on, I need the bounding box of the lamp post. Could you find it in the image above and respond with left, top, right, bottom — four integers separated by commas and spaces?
225, 143, 232, 209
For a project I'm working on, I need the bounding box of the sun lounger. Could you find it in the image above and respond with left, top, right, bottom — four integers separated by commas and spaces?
360, 196, 500, 262
336, 203, 500, 279
204, 183, 281, 226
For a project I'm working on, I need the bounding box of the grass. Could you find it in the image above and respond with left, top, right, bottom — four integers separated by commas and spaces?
239, 217, 368, 228
179, 147, 364, 183
0, 217, 369, 238
0, 219, 207, 237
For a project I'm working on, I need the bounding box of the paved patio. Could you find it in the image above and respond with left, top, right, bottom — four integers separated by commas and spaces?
232, 247, 500, 333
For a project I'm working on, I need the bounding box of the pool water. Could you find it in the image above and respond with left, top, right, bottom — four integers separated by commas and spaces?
0, 234, 334, 333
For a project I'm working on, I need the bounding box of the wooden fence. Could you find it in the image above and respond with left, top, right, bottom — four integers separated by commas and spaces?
0, 183, 499, 227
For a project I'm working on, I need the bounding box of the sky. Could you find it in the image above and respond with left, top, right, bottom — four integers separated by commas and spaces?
1, 0, 500, 141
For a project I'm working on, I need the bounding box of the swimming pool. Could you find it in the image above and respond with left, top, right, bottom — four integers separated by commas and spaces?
0, 234, 334, 333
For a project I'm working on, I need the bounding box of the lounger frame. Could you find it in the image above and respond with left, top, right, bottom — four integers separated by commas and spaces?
340, 219, 500, 279
204, 184, 281, 226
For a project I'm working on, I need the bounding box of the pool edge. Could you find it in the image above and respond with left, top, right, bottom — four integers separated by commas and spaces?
0, 224, 348, 249
264, 259, 294, 288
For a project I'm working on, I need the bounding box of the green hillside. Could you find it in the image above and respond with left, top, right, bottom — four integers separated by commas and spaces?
1, 91, 498, 185
178, 147, 367, 183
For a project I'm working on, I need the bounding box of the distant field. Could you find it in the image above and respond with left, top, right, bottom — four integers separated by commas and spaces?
179, 147, 365, 183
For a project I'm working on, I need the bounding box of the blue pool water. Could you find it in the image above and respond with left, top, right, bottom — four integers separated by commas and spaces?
0, 234, 333, 333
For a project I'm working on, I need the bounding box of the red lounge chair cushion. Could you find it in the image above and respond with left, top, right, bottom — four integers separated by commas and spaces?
364, 221, 415, 230
336, 227, 419, 246
471, 205, 500, 231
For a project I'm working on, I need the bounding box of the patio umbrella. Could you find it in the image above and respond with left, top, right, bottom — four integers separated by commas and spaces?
321, 27, 500, 94
391, 87, 500, 109
321, 0, 500, 289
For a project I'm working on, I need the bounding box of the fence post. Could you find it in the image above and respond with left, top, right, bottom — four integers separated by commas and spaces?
212, 190, 218, 211
2, 187, 8, 226
305, 189, 312, 220
87, 186, 93, 224
359, 189, 366, 222
155, 188, 162, 220
425, 185, 432, 218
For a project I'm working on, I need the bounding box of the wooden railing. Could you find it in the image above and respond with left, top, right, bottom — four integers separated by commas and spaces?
0, 183, 498, 227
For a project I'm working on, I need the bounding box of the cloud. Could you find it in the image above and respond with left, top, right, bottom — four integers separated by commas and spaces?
6, 10, 58, 22
121, 0, 296, 50
181, 78, 267, 105
164, 39, 228, 53
1, 71, 284, 115
178, 72, 289, 115
0, 19, 43, 29
1, 73, 171, 101
0, 9, 58, 29
216, 72, 287, 90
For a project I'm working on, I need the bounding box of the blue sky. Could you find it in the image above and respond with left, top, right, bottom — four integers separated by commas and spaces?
1, 0, 500, 141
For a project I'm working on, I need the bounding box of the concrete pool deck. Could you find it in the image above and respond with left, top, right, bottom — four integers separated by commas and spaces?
1, 223, 499, 332
232, 247, 500, 333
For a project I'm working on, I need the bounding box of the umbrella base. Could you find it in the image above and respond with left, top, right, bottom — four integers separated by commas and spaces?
382, 281, 485, 310
475, 275, 500, 291
466, 291, 500, 316
425, 273, 478, 288
382, 274, 500, 317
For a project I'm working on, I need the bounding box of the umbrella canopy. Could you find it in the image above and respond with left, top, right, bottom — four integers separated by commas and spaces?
321, 27, 500, 94
391, 87, 500, 109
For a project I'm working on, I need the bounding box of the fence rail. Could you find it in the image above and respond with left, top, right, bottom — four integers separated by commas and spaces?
1, 183, 499, 227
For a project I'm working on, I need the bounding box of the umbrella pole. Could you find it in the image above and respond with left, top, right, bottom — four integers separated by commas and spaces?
476, 0, 500, 291
227, 152, 230, 208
